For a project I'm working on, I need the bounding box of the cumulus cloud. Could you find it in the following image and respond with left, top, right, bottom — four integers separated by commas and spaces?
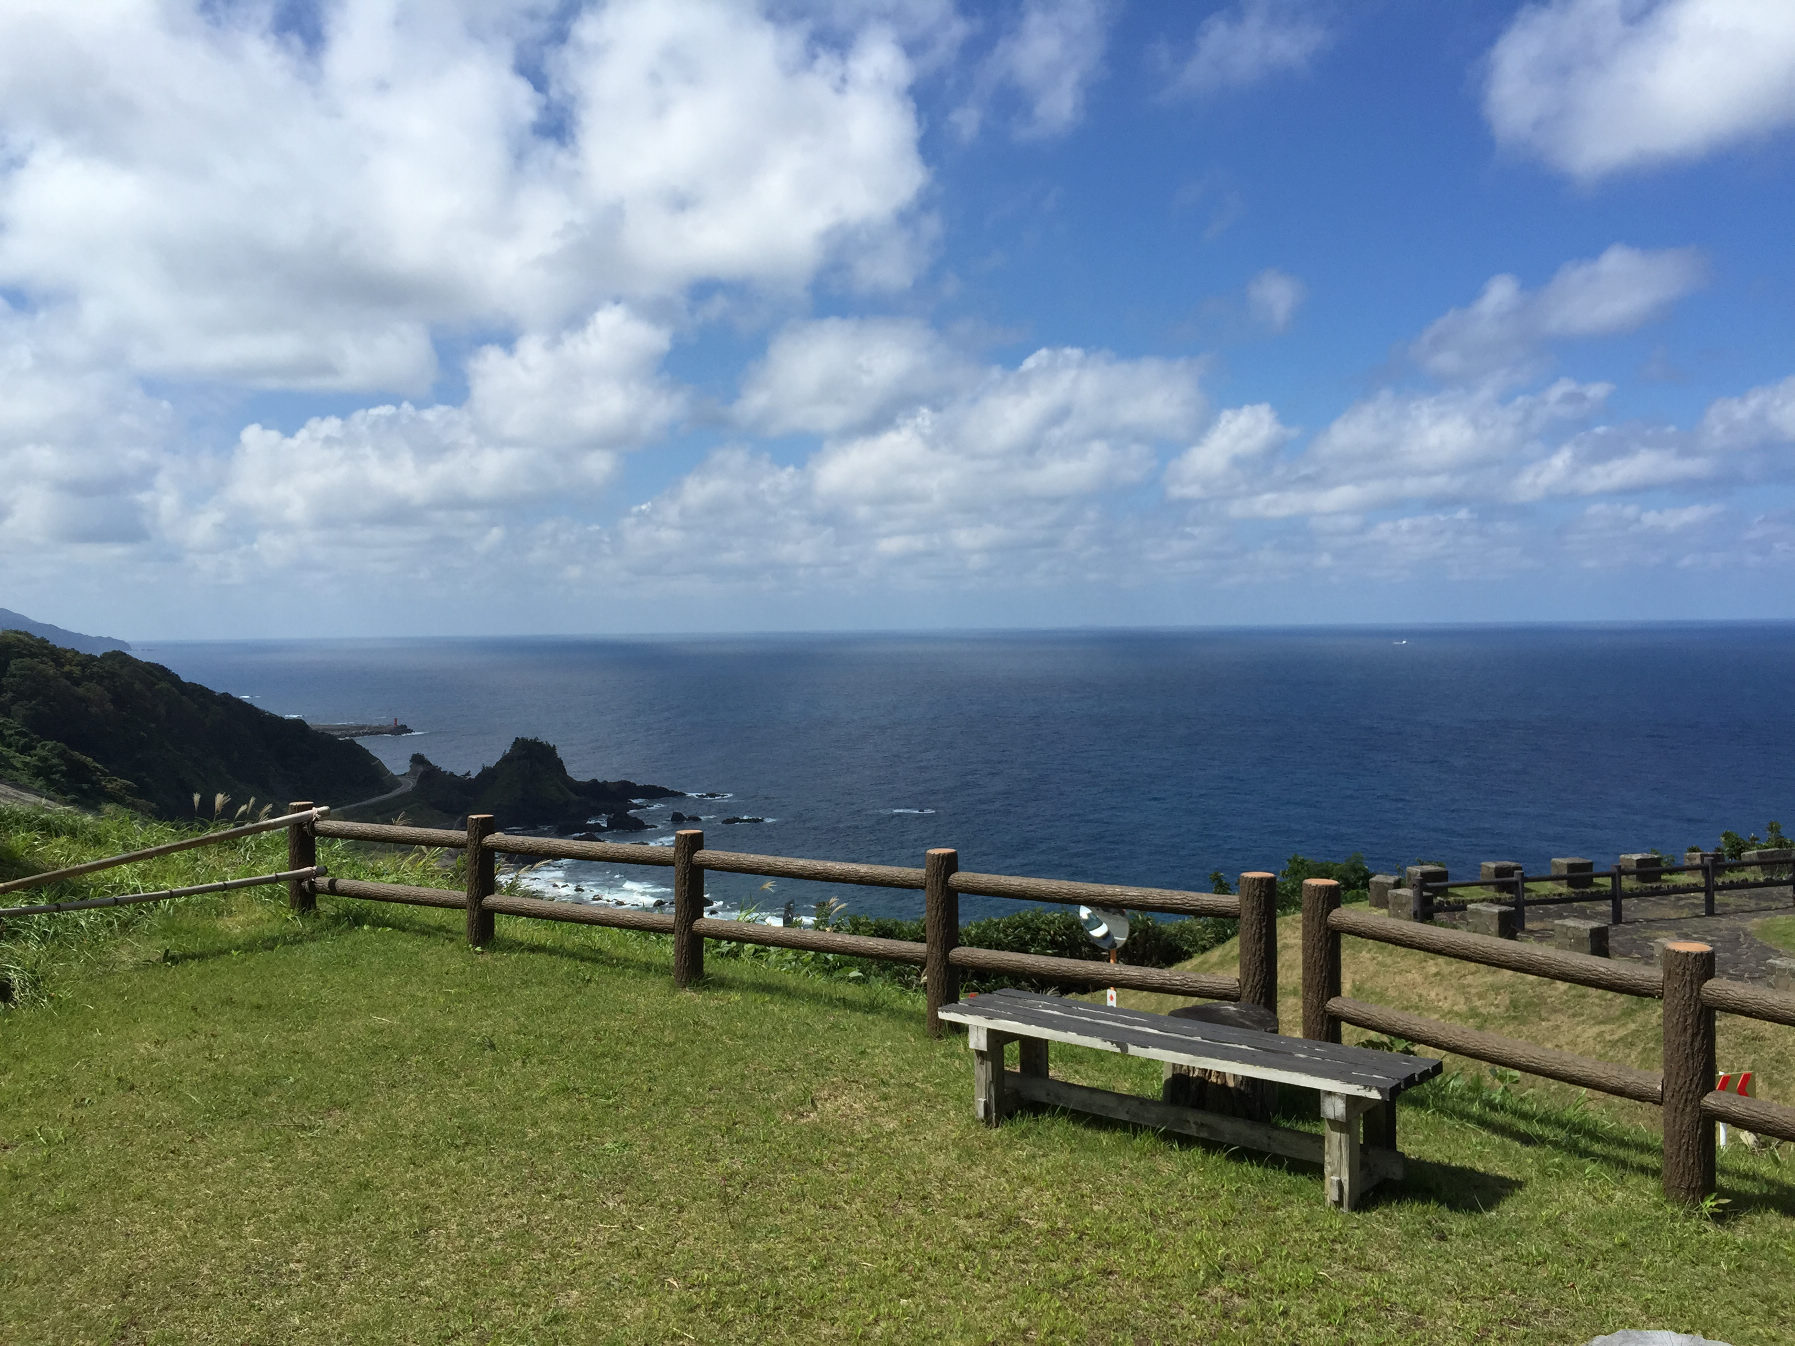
1165, 0, 1331, 98
734, 317, 982, 437
1697, 374, 1795, 451
809, 346, 1205, 511
0, 304, 174, 550
1165, 404, 1297, 500
1410, 244, 1705, 384
1244, 269, 1306, 333
955, 0, 1112, 140
0, 0, 930, 392
1485, 0, 1795, 178
465, 306, 686, 451
615, 343, 1207, 585
219, 401, 626, 539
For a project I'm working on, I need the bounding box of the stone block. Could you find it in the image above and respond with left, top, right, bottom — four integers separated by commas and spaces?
1405, 864, 1447, 889
1551, 857, 1595, 890
1553, 918, 1609, 957
1770, 959, 1795, 994
1480, 860, 1522, 884
1619, 852, 1662, 885
1466, 902, 1517, 939
1386, 886, 1431, 922
1367, 874, 1398, 910
1741, 849, 1792, 864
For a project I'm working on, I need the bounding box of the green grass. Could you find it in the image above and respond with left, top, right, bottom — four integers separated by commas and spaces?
1755, 915, 1795, 956
5, 812, 1795, 1343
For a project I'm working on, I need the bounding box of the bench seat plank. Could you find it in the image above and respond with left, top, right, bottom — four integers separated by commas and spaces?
941, 990, 1439, 1099
980, 989, 1440, 1086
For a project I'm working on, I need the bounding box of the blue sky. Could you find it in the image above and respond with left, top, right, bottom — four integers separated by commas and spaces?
2, 0, 1793, 638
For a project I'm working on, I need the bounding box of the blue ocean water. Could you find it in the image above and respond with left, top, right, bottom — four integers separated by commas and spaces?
138, 625, 1795, 922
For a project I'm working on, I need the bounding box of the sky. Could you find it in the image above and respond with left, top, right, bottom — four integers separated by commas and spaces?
2, 0, 1794, 640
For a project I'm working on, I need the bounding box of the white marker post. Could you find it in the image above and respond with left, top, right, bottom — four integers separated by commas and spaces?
1717, 1071, 1755, 1147
1078, 906, 1130, 1007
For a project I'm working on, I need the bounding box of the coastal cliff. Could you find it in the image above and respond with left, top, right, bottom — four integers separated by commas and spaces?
0, 630, 394, 816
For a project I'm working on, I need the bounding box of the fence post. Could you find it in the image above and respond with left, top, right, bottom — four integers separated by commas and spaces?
673, 829, 705, 989
286, 801, 316, 914
1301, 878, 1342, 1044
1610, 865, 1624, 926
1702, 852, 1717, 918
464, 814, 495, 947
1237, 871, 1278, 1027
1512, 870, 1527, 932
924, 847, 960, 1038
1660, 941, 1717, 1205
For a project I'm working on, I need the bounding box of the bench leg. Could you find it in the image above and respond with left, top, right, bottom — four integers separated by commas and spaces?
1321, 1094, 1376, 1211
970, 1026, 1016, 1126
1364, 1099, 1396, 1153
1018, 1037, 1048, 1079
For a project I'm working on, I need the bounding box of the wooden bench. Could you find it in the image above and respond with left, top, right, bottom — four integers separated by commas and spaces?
937, 988, 1442, 1210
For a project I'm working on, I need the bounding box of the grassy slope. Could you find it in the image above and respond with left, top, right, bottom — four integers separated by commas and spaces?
4, 820, 1795, 1343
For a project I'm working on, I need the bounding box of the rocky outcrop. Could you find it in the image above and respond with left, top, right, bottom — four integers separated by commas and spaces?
406, 737, 681, 832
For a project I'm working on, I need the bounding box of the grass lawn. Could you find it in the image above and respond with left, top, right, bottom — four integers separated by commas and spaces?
1754, 915, 1795, 956
4, 813, 1795, 1343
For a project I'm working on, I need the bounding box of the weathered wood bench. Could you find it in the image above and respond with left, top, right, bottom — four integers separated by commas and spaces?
937, 988, 1443, 1210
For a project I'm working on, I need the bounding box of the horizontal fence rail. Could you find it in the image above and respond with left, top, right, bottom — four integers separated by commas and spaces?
692, 849, 924, 888
315, 819, 464, 849
948, 946, 1238, 998
1305, 876, 1795, 1206
490, 833, 676, 867
1329, 907, 1663, 998
1, 866, 326, 919
1326, 995, 1663, 1103
949, 872, 1239, 918
0, 807, 330, 898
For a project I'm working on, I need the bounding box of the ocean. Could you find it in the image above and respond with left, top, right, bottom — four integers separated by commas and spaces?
138, 625, 1795, 924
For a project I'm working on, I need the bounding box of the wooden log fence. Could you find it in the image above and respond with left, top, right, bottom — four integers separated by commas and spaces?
291, 819, 1272, 1039
1304, 878, 1795, 1205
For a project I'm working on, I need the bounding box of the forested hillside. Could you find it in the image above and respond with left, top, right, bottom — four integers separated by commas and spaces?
0, 632, 394, 817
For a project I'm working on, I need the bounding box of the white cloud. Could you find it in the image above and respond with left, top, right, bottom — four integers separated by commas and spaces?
1165, 404, 1296, 499
1213, 379, 1611, 518
1166, 0, 1330, 98
956, 0, 1112, 140
1485, 0, 1795, 178
466, 306, 686, 451
612, 343, 1207, 585
0, 304, 173, 550
220, 402, 624, 537
1244, 268, 1306, 333
0, 0, 931, 392
810, 346, 1205, 511
1697, 374, 1795, 451
1510, 429, 1713, 499
1410, 244, 1704, 384
734, 317, 981, 437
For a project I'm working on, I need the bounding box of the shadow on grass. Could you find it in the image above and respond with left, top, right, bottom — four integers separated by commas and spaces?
1410, 1078, 1795, 1218
1007, 1102, 1525, 1212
